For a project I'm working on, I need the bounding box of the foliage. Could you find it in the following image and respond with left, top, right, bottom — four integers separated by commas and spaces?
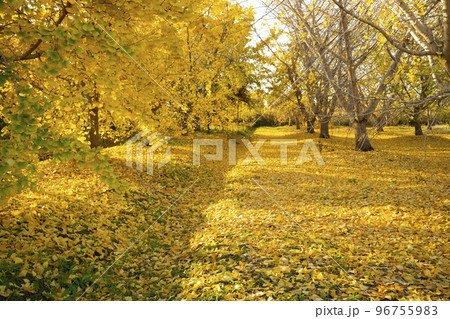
0, 0, 260, 200
0, 0, 448, 302
0, 127, 448, 300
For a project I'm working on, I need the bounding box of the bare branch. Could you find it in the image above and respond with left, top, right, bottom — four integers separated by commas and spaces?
330, 0, 438, 57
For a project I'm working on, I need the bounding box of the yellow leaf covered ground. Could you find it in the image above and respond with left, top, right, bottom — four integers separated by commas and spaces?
0, 126, 448, 300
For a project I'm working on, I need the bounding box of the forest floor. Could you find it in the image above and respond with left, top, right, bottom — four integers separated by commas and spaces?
1, 125, 449, 300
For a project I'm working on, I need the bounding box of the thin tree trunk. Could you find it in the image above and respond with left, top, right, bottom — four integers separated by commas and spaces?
294, 108, 301, 129
376, 117, 385, 131
89, 106, 100, 148
444, 0, 450, 74
376, 114, 385, 131
411, 105, 423, 135
340, 7, 375, 151
306, 117, 315, 133
319, 121, 330, 138
427, 107, 434, 131
341, 9, 360, 119
354, 119, 374, 151
411, 75, 428, 135
414, 121, 423, 135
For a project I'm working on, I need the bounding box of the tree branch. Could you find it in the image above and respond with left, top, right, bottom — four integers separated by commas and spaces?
330, 0, 438, 57
15, 2, 72, 62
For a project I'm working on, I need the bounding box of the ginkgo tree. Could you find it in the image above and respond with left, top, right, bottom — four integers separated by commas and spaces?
330, 0, 450, 136
176, 0, 258, 131
0, 0, 261, 201
0, 0, 168, 200
274, 0, 430, 150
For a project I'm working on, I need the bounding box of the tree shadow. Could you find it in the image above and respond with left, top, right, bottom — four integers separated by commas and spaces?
2, 128, 446, 300
167, 128, 448, 300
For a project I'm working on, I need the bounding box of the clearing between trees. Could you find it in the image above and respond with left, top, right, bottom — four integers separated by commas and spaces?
0, 126, 448, 300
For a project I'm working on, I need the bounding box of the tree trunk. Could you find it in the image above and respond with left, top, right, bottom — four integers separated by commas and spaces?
354, 119, 374, 151
411, 76, 427, 136
411, 104, 423, 135
306, 117, 315, 133
319, 121, 330, 138
414, 121, 423, 135
89, 106, 100, 148
377, 121, 384, 132
193, 117, 201, 132
376, 114, 385, 131
441, 0, 450, 74
295, 117, 300, 130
